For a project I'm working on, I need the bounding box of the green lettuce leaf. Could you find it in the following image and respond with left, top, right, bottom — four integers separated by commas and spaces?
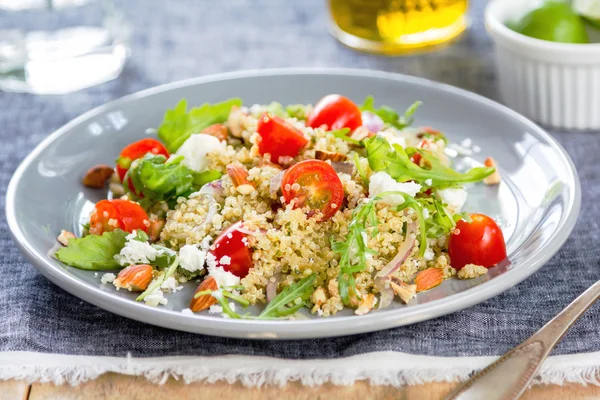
127, 154, 193, 201
55, 229, 128, 270
361, 96, 422, 130
192, 169, 222, 188
365, 136, 494, 187
157, 98, 242, 152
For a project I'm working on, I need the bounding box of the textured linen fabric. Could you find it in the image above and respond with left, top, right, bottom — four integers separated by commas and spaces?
0, 0, 598, 359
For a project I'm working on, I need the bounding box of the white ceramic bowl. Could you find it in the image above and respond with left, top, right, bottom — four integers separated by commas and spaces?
486, 0, 600, 130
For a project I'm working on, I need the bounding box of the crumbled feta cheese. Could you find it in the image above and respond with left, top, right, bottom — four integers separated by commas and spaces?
144, 289, 168, 306
219, 256, 231, 266
94, 272, 98, 277
176, 134, 226, 172
472, 145, 481, 153
209, 266, 240, 289
101, 273, 116, 284
424, 247, 435, 261
178, 245, 206, 273
161, 276, 182, 292
424, 179, 432, 186
205, 252, 218, 269
369, 171, 422, 206
437, 187, 468, 213
208, 304, 223, 314
181, 308, 194, 316
114, 235, 158, 266
459, 138, 472, 148
379, 131, 407, 148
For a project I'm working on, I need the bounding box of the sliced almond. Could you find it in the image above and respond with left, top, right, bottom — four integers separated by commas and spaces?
190, 276, 218, 312
390, 278, 417, 304
315, 150, 348, 162
354, 293, 376, 316
114, 264, 154, 291
202, 123, 228, 142
226, 164, 255, 194
483, 157, 501, 185
414, 268, 444, 293
147, 218, 165, 243
82, 164, 115, 189
57, 230, 76, 246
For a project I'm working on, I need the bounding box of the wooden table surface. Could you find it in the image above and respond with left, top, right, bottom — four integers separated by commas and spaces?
2, 375, 599, 399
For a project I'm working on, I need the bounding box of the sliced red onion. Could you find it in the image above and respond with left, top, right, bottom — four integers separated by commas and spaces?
198, 179, 225, 197
377, 222, 417, 278
269, 170, 285, 196
362, 111, 384, 133
266, 272, 282, 303
375, 277, 394, 309
332, 161, 354, 175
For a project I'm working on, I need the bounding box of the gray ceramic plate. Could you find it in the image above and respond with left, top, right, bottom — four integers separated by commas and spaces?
6, 69, 580, 339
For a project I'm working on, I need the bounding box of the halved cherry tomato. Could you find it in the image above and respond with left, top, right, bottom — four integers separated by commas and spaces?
209, 221, 253, 278
116, 138, 169, 181
307, 94, 362, 131
256, 113, 309, 164
448, 213, 507, 270
89, 199, 149, 235
410, 139, 429, 166
281, 160, 344, 220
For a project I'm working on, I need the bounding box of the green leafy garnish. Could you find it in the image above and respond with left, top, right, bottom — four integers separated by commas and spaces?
55, 229, 128, 270
329, 128, 363, 146
157, 98, 242, 153
353, 153, 369, 186
365, 136, 494, 187
136, 255, 179, 302
361, 96, 422, 130
256, 274, 317, 319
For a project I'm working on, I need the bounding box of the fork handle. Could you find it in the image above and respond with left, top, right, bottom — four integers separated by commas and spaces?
445, 280, 600, 400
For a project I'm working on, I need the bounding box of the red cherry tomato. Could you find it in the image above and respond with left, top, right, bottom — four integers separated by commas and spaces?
448, 213, 507, 270
281, 160, 344, 220
256, 113, 309, 164
116, 138, 169, 181
307, 94, 362, 131
209, 221, 253, 278
410, 139, 429, 166
89, 199, 149, 235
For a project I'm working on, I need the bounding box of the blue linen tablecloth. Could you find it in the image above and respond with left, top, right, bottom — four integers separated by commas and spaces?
1, 0, 599, 361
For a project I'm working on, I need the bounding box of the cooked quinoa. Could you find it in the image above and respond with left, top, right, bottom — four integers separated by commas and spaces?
58, 96, 504, 319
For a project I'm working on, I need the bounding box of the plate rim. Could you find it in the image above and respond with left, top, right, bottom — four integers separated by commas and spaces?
5, 67, 582, 339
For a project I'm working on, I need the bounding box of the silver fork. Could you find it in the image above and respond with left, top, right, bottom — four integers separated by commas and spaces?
445, 280, 600, 400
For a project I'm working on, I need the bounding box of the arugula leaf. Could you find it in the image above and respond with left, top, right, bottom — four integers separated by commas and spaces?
127, 154, 193, 201
192, 169, 222, 188
329, 128, 364, 146
256, 274, 316, 319
157, 98, 242, 153
55, 229, 128, 270
365, 136, 494, 187
361, 96, 422, 130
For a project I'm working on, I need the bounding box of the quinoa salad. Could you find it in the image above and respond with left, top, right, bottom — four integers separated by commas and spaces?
55, 94, 507, 319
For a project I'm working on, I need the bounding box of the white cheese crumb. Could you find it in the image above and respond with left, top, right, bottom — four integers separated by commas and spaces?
205, 252, 218, 269
181, 308, 194, 316
178, 245, 206, 273
209, 266, 240, 289
379, 130, 407, 148
369, 171, 422, 206
101, 273, 116, 284
472, 144, 481, 153
459, 138, 472, 148
94, 272, 98, 277
176, 134, 226, 172
143, 289, 168, 306
208, 304, 223, 314
219, 255, 231, 266
437, 187, 468, 214
114, 233, 158, 266
161, 276, 182, 292
423, 247, 435, 261
424, 179, 432, 186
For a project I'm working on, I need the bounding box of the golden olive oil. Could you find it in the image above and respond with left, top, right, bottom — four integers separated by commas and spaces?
328, 0, 468, 54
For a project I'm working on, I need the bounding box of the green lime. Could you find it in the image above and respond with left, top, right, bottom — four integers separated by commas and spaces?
573, 0, 600, 29
508, 0, 590, 44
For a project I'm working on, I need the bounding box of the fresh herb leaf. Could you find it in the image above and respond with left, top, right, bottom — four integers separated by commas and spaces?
360, 96, 422, 130
132, 230, 149, 242
127, 154, 193, 202
192, 169, 222, 188
55, 229, 128, 270
157, 98, 242, 153
329, 128, 363, 146
353, 153, 369, 186
256, 274, 316, 319
136, 255, 179, 302
365, 136, 494, 187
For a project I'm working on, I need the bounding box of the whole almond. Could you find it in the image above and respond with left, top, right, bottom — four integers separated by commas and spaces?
226, 164, 255, 194
315, 150, 348, 162
114, 264, 154, 291
190, 276, 218, 312
82, 164, 115, 189
414, 268, 444, 293
202, 123, 228, 142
